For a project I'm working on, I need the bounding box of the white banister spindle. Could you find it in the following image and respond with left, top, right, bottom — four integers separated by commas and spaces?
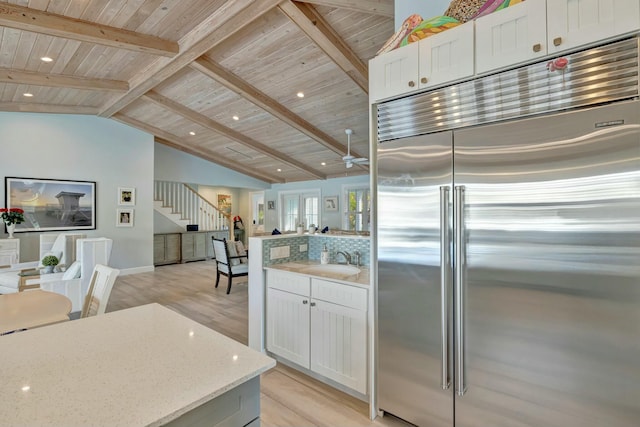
154, 181, 233, 233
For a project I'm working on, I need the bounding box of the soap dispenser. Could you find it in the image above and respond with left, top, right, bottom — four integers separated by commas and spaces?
321, 244, 329, 264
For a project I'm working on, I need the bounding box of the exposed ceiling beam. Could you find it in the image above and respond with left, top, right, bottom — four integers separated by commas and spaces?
0, 3, 178, 57
190, 57, 369, 165
0, 102, 99, 115
98, 0, 283, 118
143, 91, 327, 181
279, 1, 368, 93
113, 113, 283, 184
295, 0, 393, 17
0, 68, 128, 92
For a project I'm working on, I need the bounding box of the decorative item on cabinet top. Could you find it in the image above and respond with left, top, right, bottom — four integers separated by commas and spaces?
376, 0, 526, 56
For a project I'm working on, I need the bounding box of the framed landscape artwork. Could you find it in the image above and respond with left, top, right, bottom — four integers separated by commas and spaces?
5, 177, 96, 233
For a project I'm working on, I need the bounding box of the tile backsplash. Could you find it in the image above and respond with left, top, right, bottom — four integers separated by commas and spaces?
262, 235, 370, 266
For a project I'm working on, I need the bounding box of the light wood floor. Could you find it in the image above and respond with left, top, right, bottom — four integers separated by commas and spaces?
108, 261, 409, 427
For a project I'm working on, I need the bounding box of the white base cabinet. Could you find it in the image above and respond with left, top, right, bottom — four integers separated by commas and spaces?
266, 270, 368, 394
0, 239, 19, 266
267, 288, 311, 368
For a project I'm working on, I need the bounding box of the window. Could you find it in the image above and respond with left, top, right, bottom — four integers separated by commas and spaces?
343, 185, 370, 232
250, 192, 264, 232
279, 190, 320, 231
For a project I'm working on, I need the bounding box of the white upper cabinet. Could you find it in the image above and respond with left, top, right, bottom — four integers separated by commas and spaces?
370, 0, 640, 103
418, 21, 475, 91
547, 0, 640, 54
369, 42, 419, 102
475, 0, 548, 74
369, 22, 475, 102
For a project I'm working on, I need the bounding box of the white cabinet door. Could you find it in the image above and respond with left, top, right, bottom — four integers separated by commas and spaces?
369, 42, 419, 102
475, 0, 547, 74
310, 299, 367, 394
418, 21, 475, 90
0, 239, 19, 266
547, 0, 640, 54
266, 288, 310, 368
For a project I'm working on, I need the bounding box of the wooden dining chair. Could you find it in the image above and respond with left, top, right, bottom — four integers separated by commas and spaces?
211, 238, 248, 294
80, 264, 120, 318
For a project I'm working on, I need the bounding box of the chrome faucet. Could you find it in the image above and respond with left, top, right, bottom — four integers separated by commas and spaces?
336, 250, 351, 265
354, 251, 361, 267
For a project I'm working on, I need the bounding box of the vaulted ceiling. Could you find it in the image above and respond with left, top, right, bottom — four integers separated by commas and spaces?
0, 0, 395, 183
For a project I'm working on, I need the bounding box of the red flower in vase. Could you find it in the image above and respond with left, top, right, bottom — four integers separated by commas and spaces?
1, 208, 25, 225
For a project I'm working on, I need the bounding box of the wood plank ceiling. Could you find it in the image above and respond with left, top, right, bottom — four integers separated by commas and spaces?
0, 0, 394, 183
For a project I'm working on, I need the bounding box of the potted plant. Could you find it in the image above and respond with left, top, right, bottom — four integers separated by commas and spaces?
41, 255, 60, 274
0, 208, 25, 239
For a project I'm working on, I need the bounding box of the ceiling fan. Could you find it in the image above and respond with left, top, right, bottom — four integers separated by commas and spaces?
342, 129, 368, 168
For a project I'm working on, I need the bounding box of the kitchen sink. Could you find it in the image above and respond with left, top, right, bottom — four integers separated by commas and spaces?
302, 264, 361, 276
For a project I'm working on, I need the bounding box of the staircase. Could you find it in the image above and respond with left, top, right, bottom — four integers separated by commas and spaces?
154, 181, 232, 235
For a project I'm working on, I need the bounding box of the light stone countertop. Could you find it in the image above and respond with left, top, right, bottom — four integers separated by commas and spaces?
0, 303, 275, 427
264, 260, 370, 287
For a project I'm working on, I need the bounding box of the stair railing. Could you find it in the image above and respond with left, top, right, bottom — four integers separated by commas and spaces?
154, 181, 233, 239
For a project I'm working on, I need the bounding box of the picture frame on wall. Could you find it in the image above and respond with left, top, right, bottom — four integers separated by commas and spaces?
267, 200, 275, 210
5, 177, 96, 233
118, 187, 135, 206
324, 196, 338, 212
116, 208, 134, 227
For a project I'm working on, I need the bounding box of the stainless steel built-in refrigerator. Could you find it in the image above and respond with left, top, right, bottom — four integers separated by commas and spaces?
376, 38, 640, 427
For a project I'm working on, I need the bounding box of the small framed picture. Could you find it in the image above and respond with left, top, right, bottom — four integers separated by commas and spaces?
267, 200, 275, 210
324, 196, 338, 212
117, 209, 134, 227
118, 187, 135, 206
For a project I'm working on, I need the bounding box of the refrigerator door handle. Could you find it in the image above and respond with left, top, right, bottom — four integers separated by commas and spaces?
440, 186, 451, 390
455, 185, 467, 397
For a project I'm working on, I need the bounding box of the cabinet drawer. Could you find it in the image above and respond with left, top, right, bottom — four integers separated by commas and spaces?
311, 278, 367, 311
0, 240, 19, 251
267, 270, 310, 296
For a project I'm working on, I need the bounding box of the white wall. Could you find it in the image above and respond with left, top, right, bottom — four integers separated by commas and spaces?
395, 0, 452, 29
264, 175, 370, 232
0, 113, 154, 271
154, 143, 271, 190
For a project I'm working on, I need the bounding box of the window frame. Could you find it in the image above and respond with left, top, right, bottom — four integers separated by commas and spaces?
342, 184, 371, 232
278, 189, 321, 231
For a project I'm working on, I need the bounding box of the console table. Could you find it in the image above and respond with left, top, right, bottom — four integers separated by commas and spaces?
0, 238, 19, 266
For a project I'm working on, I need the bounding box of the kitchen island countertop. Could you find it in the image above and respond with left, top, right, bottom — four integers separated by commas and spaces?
0, 303, 275, 426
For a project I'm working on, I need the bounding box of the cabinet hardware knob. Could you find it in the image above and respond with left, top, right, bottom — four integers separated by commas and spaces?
408, 81, 415, 87
420, 77, 428, 84
553, 37, 562, 47
532, 43, 542, 53
302, 300, 308, 304
310, 302, 316, 307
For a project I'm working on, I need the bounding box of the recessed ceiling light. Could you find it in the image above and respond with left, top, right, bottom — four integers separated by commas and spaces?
297, 92, 304, 98
23, 93, 33, 97
189, 131, 196, 136
321, 162, 326, 166
277, 168, 282, 172
40, 56, 53, 62
232, 115, 239, 121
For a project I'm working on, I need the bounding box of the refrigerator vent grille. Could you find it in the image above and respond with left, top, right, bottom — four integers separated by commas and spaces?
377, 37, 639, 142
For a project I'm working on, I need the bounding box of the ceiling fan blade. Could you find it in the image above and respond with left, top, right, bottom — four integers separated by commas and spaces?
353, 157, 368, 163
